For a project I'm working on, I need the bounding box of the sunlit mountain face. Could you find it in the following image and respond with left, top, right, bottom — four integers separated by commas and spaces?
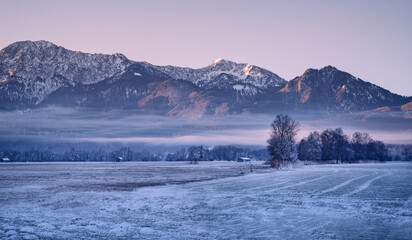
0, 40, 411, 148
1, 41, 410, 116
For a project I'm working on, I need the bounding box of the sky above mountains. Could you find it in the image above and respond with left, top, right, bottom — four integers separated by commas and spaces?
1, 0, 411, 96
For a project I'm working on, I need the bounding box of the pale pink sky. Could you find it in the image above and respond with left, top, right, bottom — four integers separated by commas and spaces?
1, 0, 411, 96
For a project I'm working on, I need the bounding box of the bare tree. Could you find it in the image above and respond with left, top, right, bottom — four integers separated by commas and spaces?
267, 114, 299, 168
351, 132, 371, 160
298, 131, 322, 161
188, 146, 203, 164
321, 128, 352, 163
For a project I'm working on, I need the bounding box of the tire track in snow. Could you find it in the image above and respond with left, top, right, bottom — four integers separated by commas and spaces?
397, 194, 412, 218
208, 174, 337, 221
238, 175, 326, 193
276, 174, 331, 190
185, 174, 336, 214
319, 173, 374, 195
192, 173, 334, 195
343, 172, 392, 197
239, 174, 333, 195
188, 172, 319, 192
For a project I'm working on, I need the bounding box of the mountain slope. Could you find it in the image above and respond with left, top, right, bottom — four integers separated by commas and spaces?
327, 101, 412, 132
0, 40, 168, 109
143, 58, 286, 97
0, 40, 410, 117
278, 66, 409, 112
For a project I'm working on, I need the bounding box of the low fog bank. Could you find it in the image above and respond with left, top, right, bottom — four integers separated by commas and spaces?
0, 107, 411, 152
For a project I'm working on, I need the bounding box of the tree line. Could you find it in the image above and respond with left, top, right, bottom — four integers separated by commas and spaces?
0, 145, 269, 162
298, 129, 388, 163
267, 114, 394, 168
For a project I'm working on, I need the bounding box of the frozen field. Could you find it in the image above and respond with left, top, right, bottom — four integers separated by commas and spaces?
0, 162, 411, 239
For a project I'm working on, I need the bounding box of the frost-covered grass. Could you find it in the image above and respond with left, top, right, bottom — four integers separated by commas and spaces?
0, 162, 411, 239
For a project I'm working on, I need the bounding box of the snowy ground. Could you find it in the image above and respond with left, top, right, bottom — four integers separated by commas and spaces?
0, 162, 411, 239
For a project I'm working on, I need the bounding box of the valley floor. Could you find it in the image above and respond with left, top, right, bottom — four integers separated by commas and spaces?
0, 162, 411, 239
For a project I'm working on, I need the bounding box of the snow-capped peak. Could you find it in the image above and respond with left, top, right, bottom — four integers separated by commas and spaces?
213, 58, 224, 64
146, 59, 286, 97
243, 64, 256, 76
209, 58, 235, 67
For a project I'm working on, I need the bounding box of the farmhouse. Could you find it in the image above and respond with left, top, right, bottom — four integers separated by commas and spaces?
237, 157, 251, 162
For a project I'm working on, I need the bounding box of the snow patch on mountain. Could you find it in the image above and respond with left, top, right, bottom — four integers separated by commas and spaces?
143, 58, 286, 96
233, 85, 244, 91
0, 40, 131, 103
1, 40, 409, 113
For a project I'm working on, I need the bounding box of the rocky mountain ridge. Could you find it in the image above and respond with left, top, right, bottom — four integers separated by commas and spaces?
143, 58, 286, 97
0, 40, 410, 117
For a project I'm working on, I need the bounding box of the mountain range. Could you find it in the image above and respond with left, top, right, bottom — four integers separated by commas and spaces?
0, 40, 410, 118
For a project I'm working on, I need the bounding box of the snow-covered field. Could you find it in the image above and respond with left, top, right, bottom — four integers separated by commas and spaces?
0, 162, 411, 239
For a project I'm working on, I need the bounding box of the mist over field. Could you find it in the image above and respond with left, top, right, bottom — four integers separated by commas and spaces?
1, 107, 410, 152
